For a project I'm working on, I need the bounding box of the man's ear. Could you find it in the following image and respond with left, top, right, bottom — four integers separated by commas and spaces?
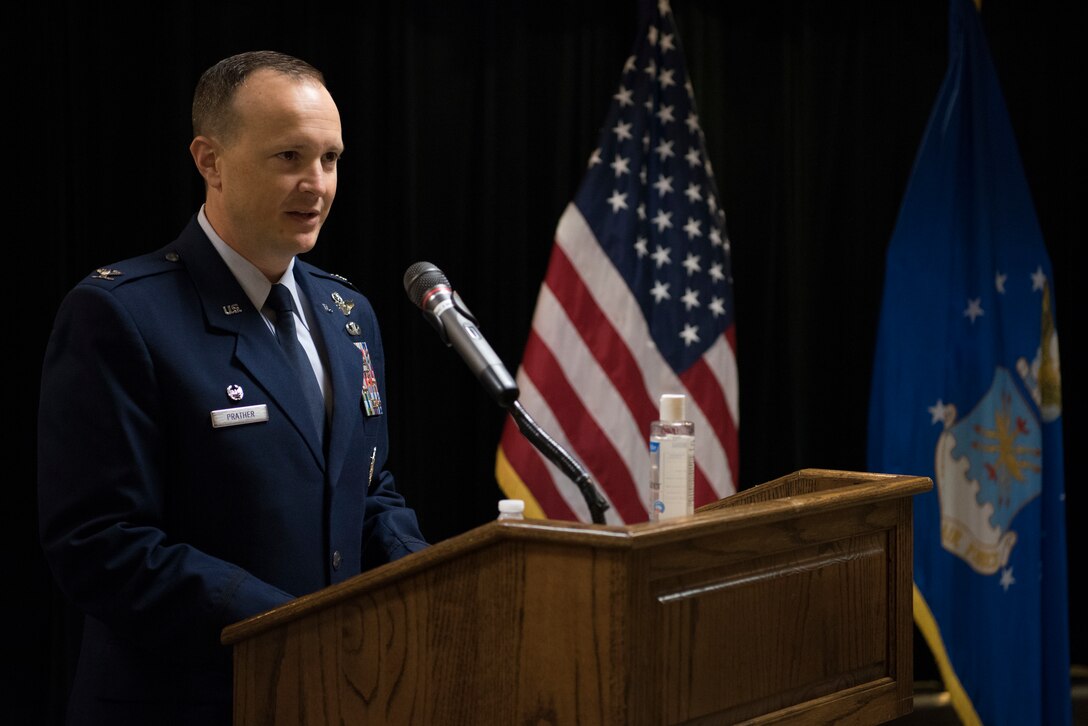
190, 136, 222, 189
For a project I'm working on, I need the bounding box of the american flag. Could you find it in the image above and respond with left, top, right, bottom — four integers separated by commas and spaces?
496, 0, 738, 524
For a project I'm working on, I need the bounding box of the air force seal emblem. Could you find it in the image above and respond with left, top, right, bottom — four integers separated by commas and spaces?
931, 367, 1041, 577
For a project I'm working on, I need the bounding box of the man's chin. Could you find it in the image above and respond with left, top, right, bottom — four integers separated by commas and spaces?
288, 232, 321, 256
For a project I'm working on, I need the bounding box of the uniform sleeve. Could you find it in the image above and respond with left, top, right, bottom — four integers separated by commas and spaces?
37, 284, 293, 654
361, 468, 430, 569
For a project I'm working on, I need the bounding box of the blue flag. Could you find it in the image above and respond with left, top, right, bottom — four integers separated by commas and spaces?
866, 0, 1071, 724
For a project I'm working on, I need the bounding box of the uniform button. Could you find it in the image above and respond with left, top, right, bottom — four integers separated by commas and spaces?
331, 550, 342, 570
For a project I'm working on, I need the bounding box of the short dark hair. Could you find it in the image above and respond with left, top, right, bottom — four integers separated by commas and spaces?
191, 50, 326, 141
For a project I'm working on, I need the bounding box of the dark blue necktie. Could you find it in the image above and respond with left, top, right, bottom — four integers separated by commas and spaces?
265, 283, 326, 438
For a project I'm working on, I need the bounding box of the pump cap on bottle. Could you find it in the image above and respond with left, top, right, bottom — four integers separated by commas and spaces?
659, 394, 686, 422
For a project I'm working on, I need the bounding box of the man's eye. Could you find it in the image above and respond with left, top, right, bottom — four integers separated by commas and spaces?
278, 151, 299, 161
322, 152, 340, 164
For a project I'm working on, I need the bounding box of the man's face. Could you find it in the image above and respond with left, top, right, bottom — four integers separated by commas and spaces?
203, 69, 343, 277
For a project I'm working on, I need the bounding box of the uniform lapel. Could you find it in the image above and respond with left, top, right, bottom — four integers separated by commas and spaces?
172, 222, 325, 467
295, 265, 362, 489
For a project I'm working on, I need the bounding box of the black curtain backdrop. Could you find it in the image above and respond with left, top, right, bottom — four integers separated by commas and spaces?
15, 1, 1085, 722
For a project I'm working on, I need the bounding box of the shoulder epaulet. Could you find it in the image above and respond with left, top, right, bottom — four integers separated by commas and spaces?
307, 266, 360, 292
80, 247, 184, 289
328, 271, 357, 288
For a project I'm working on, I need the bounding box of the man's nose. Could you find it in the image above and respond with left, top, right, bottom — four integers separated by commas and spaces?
298, 162, 331, 196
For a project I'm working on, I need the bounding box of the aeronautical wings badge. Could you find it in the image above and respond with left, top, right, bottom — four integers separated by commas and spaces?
331, 292, 355, 316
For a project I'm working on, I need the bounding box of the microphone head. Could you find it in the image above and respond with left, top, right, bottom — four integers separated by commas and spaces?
403, 261, 450, 308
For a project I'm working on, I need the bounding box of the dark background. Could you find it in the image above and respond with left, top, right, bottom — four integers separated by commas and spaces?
13, 1, 1084, 722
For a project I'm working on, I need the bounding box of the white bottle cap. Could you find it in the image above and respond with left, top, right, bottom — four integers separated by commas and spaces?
498, 499, 525, 514
659, 394, 686, 421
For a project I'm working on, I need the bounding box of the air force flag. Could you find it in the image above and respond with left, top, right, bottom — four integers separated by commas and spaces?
866, 0, 1071, 724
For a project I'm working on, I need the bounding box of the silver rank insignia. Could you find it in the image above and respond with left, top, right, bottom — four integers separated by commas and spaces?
331, 292, 355, 315
346, 322, 362, 336
226, 384, 244, 401
91, 268, 123, 281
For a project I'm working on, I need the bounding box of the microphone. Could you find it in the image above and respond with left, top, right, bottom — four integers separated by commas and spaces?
403, 262, 519, 407
404, 261, 610, 524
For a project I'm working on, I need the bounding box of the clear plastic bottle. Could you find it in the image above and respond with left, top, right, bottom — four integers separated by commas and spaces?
649, 394, 695, 522
497, 499, 525, 520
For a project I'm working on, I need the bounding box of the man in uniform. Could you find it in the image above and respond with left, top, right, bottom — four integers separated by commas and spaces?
37, 50, 428, 725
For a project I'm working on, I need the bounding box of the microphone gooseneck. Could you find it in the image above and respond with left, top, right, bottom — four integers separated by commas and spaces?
507, 400, 610, 524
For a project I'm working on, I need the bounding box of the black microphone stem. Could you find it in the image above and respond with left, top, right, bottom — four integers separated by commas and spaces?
506, 400, 610, 525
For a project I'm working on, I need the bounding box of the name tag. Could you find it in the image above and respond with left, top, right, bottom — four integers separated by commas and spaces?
210, 404, 269, 428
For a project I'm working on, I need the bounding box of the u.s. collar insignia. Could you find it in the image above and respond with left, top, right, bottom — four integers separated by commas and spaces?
222, 303, 243, 315
91, 268, 123, 281
322, 303, 334, 313
331, 292, 355, 315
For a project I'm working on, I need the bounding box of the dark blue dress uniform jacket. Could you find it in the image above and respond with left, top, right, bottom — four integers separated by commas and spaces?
37, 217, 428, 725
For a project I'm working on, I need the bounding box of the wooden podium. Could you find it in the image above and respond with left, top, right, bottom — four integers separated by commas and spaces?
222, 469, 930, 725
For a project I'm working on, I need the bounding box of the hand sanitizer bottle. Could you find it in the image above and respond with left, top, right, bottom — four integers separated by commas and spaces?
649, 394, 695, 521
